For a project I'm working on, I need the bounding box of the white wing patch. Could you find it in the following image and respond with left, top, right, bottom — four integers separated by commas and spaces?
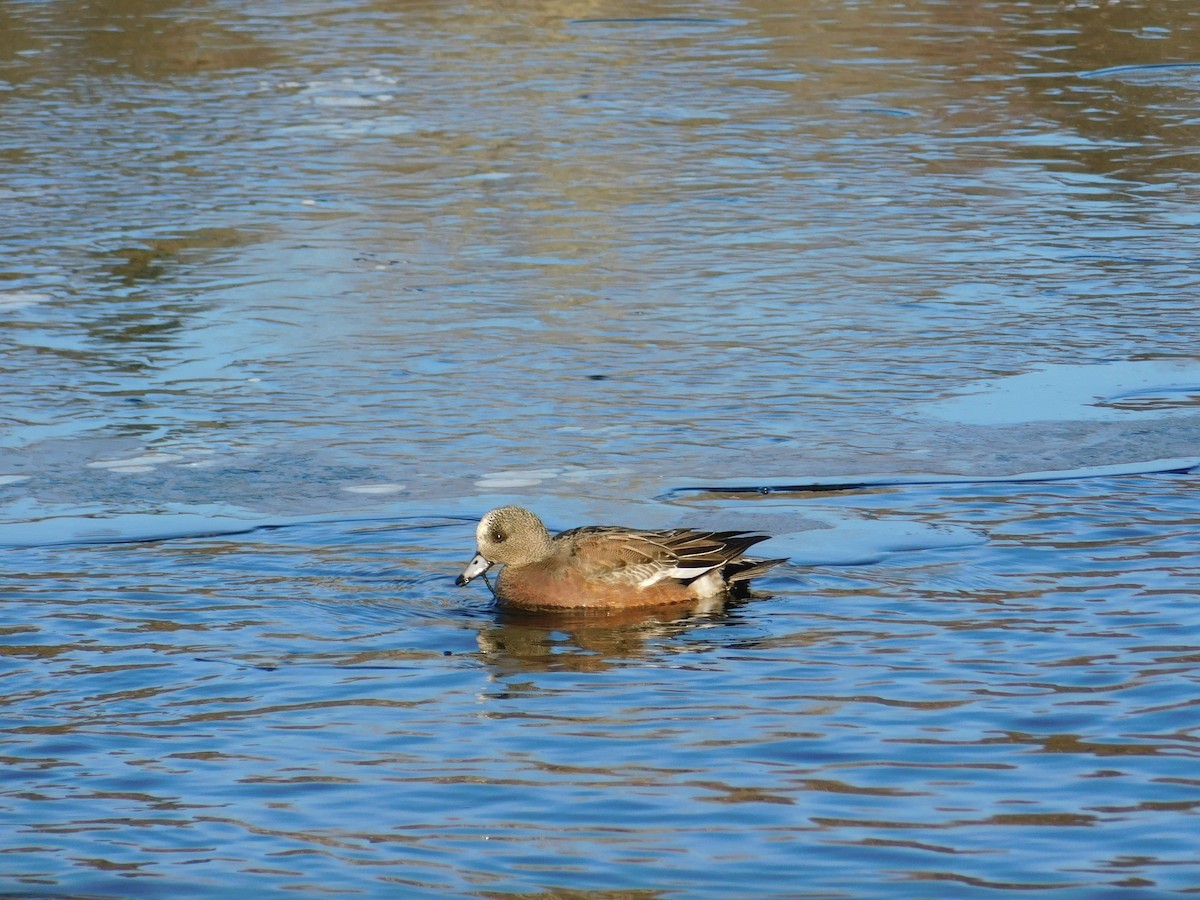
637, 562, 719, 588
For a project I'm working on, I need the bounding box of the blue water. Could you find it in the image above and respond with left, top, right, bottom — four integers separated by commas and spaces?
3, 0, 1200, 896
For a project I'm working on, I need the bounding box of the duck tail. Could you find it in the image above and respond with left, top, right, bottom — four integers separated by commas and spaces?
725, 557, 787, 584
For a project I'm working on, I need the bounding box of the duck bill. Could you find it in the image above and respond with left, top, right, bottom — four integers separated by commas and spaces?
455, 552, 493, 586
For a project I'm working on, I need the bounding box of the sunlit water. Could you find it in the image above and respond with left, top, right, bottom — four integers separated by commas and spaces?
2, 0, 1199, 896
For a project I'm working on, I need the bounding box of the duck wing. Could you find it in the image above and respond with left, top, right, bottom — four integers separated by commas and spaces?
560, 526, 774, 588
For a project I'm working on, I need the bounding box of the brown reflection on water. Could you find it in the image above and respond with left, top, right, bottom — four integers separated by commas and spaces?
105, 229, 256, 285
0, 0, 276, 79
741, 0, 1200, 183
477, 600, 739, 671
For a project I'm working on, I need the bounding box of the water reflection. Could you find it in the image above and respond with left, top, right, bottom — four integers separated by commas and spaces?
0, 0, 274, 78
477, 599, 742, 671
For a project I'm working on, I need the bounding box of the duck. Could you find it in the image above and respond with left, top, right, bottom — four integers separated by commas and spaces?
455, 505, 784, 610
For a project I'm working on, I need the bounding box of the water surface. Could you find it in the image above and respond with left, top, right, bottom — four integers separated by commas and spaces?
2, 0, 1200, 895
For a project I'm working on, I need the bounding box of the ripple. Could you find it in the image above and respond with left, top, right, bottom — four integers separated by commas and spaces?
1078, 62, 1200, 83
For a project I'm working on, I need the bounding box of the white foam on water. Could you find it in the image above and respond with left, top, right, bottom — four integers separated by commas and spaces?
481, 469, 561, 480
323, 116, 419, 138
309, 92, 380, 107
342, 483, 407, 495
476, 468, 561, 490
476, 476, 547, 489
87, 453, 183, 470
83, 446, 230, 474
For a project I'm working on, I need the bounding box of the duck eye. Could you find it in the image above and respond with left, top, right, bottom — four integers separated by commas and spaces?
490, 529, 506, 543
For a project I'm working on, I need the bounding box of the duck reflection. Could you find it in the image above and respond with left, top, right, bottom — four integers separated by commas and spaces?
475, 595, 746, 673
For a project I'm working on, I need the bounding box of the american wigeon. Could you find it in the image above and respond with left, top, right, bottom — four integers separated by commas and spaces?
455, 505, 785, 610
